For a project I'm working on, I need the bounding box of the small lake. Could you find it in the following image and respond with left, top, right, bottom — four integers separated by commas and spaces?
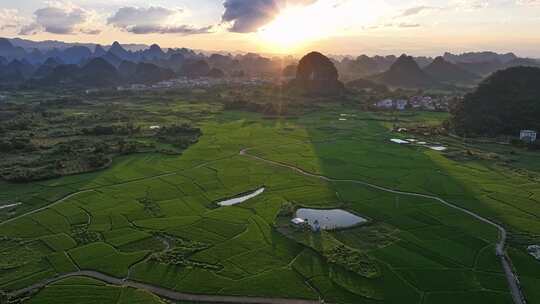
217, 187, 265, 206
295, 208, 367, 230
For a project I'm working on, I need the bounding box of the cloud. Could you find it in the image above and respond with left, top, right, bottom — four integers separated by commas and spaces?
129, 25, 213, 35
397, 6, 440, 18
451, 0, 490, 10
108, 6, 183, 29
221, 0, 316, 33
516, 0, 540, 5
108, 6, 212, 35
364, 22, 422, 30
19, 2, 100, 35
34, 6, 89, 34
19, 23, 42, 35
398, 23, 421, 28
0, 9, 24, 32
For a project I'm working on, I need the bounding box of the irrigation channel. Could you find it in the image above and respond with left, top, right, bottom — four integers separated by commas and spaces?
239, 148, 527, 304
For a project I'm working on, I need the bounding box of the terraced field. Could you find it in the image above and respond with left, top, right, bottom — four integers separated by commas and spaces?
1, 108, 540, 304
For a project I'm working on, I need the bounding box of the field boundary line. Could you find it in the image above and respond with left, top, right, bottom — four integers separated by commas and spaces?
0, 154, 238, 227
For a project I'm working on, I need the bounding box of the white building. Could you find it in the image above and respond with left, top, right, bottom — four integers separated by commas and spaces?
375, 99, 394, 109
409, 96, 436, 110
520, 130, 537, 143
528, 245, 540, 260
395, 99, 408, 111
291, 218, 306, 226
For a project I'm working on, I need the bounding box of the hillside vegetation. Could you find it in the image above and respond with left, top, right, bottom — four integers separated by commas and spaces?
450, 66, 540, 136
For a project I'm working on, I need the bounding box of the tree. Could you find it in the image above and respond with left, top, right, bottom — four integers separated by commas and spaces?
0, 290, 7, 304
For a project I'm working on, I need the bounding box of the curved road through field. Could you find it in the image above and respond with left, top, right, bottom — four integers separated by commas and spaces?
239, 148, 526, 304
8, 270, 319, 304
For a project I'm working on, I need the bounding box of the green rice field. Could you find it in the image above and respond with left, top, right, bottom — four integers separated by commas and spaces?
1, 104, 540, 304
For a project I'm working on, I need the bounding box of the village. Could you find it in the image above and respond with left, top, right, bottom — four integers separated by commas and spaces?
115, 76, 273, 92
374, 95, 454, 112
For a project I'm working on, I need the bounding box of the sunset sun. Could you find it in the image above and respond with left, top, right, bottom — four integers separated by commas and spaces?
257, 5, 330, 53
257, 0, 390, 53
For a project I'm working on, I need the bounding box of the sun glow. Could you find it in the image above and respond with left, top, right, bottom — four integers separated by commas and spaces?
257, 0, 391, 53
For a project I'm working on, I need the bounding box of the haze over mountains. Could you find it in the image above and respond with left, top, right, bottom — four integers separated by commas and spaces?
0, 38, 295, 88
1, 37, 539, 89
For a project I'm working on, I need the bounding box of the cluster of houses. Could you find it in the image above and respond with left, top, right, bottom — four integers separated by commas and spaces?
0, 94, 7, 103
115, 77, 273, 92
374, 96, 451, 112
291, 217, 321, 232
520, 130, 538, 143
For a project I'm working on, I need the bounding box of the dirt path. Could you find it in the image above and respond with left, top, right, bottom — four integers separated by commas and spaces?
239, 148, 526, 304
8, 270, 320, 304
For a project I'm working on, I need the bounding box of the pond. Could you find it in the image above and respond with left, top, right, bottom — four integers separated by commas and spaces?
429, 146, 447, 151
216, 187, 265, 206
0, 203, 21, 210
390, 139, 409, 144
295, 208, 367, 230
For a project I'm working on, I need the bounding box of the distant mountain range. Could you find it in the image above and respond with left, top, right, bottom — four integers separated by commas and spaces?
370, 54, 437, 88
1, 37, 540, 89
25, 57, 175, 87
0, 38, 295, 88
368, 54, 479, 88
424, 56, 480, 84
338, 51, 540, 88
6, 37, 148, 52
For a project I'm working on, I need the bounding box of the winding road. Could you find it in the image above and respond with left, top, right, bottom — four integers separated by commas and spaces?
8, 270, 319, 304
239, 148, 527, 304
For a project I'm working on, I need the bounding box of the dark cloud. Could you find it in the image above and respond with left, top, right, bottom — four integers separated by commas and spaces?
18, 5, 99, 35
222, 0, 279, 33
108, 7, 182, 29
108, 6, 212, 35
222, 0, 316, 33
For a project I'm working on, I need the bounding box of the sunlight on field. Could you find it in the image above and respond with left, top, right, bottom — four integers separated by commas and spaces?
1, 107, 539, 304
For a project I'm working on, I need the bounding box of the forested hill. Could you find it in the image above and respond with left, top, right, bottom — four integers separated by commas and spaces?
450, 66, 540, 136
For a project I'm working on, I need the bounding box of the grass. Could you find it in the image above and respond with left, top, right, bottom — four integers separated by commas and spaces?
69, 242, 148, 277
39, 234, 77, 251
46, 252, 78, 273
28, 281, 165, 304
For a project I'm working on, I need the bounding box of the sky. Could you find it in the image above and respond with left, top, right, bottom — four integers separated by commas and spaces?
1, 0, 540, 57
